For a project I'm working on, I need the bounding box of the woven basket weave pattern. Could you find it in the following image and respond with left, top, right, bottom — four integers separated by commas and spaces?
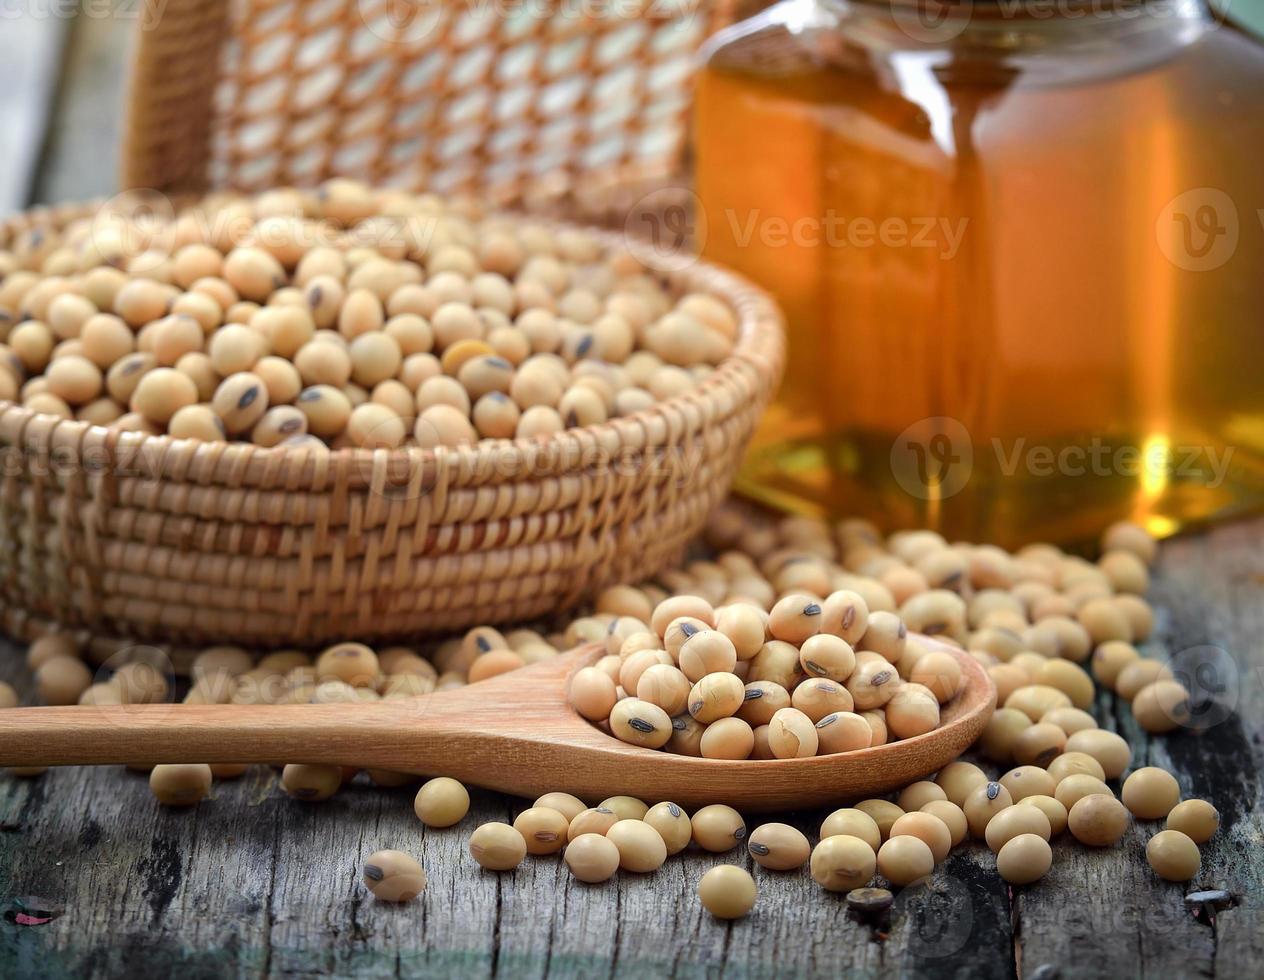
0, 203, 783, 647
124, 0, 736, 210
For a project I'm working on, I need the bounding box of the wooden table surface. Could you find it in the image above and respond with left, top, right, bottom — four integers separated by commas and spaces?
1, 13, 1262, 980
0, 520, 1260, 979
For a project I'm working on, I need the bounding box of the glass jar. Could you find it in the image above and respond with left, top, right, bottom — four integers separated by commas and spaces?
694, 0, 1264, 547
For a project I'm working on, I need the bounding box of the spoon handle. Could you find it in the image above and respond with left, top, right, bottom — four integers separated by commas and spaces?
0, 648, 598, 783
0, 699, 463, 769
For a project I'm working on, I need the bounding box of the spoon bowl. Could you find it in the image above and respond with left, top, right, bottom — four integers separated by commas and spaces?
0, 638, 995, 810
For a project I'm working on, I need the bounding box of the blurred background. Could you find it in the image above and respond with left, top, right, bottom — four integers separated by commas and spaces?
1, 0, 1261, 550
2, 0, 1261, 213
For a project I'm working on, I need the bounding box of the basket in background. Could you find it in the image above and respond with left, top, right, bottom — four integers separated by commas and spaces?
0, 1, 786, 649
123, 0, 738, 221
0, 201, 783, 647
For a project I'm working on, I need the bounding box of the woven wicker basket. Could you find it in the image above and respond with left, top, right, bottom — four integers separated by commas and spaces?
0, 200, 783, 647
123, 0, 737, 217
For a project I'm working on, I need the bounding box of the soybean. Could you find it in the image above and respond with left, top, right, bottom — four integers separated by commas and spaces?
570, 666, 619, 721
469, 822, 527, 871
513, 807, 570, 855
889, 811, 952, 863
1065, 728, 1132, 780
999, 765, 1056, 802
1067, 794, 1130, 846
606, 819, 668, 872
1165, 799, 1219, 843
768, 594, 823, 644
700, 716, 755, 759
567, 807, 619, 841
1122, 767, 1181, 820
811, 836, 877, 892
996, 834, 1053, 885
691, 804, 746, 852
985, 805, 1052, 852
747, 822, 811, 871
767, 707, 819, 758
565, 833, 621, 883
919, 800, 968, 847
414, 777, 470, 827
149, 764, 213, 806
644, 801, 692, 854
281, 763, 342, 801
1132, 680, 1192, 733
599, 796, 649, 821
815, 711, 873, 755
698, 865, 757, 919
1018, 795, 1069, 837
877, 835, 934, 887
1046, 752, 1106, 785
1146, 830, 1201, 882
688, 673, 745, 724
610, 698, 673, 749
534, 791, 587, 823
362, 850, 426, 902
964, 782, 1014, 838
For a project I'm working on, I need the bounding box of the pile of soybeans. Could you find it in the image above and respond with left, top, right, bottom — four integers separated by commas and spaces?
0, 501, 1216, 913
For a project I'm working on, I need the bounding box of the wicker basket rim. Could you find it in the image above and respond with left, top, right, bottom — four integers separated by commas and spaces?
0, 200, 785, 485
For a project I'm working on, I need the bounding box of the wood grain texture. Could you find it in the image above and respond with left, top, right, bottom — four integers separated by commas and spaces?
0, 520, 1260, 979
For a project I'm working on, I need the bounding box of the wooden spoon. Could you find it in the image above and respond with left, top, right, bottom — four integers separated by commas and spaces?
0, 641, 994, 811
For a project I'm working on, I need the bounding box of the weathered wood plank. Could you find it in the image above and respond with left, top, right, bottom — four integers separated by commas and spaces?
1154, 525, 1264, 980
0, 525, 1255, 980
1004, 522, 1264, 980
